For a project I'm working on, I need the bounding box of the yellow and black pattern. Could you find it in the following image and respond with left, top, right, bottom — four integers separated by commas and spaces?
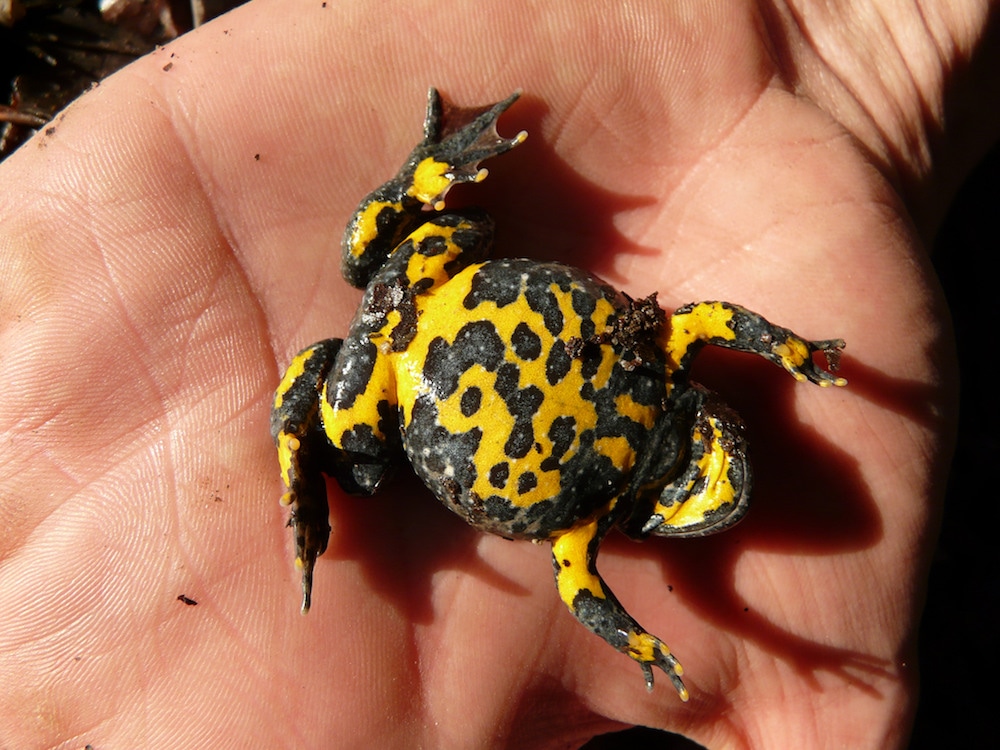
340, 88, 527, 289
271, 338, 342, 612
396, 259, 666, 539
552, 500, 688, 699
271, 89, 847, 700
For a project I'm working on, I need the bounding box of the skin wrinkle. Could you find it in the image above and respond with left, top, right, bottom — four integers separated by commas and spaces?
767, 6, 905, 200
875, 14, 939, 179
174, 279, 249, 396
70, 136, 229, 428
631, 102, 868, 302
7, 100, 284, 740
206, 177, 338, 375
2, 414, 165, 567
772, 0, 997, 235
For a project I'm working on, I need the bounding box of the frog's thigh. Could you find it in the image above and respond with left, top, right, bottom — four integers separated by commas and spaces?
321, 336, 399, 494
551, 504, 689, 700
645, 386, 751, 537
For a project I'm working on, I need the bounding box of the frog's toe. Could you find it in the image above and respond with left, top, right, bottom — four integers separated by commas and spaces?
630, 632, 689, 701
288, 496, 330, 613
779, 337, 847, 387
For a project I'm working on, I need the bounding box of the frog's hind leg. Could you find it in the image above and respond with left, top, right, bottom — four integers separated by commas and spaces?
551, 503, 690, 700
666, 301, 847, 387
272, 338, 348, 613
641, 384, 753, 538
341, 88, 527, 288
320, 331, 401, 497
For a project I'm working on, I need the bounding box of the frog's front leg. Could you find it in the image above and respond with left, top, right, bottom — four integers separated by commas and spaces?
551, 503, 689, 701
341, 88, 527, 288
666, 301, 847, 386
272, 338, 347, 612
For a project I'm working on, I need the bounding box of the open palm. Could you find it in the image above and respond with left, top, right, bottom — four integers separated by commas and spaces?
0, 1, 974, 747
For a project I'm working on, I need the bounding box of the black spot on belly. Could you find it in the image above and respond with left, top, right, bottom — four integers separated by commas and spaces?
517, 471, 538, 494
524, 282, 564, 337
546, 345, 571, 385
483, 494, 521, 523
572, 290, 600, 341
460, 386, 482, 416
548, 416, 577, 460
505, 422, 534, 459
494, 362, 521, 399
511, 322, 542, 360
406, 396, 483, 490
571, 287, 598, 319
506, 384, 543, 420
464, 262, 522, 309
489, 462, 510, 489
422, 321, 505, 398
495, 380, 544, 461
579, 348, 601, 381
417, 233, 449, 256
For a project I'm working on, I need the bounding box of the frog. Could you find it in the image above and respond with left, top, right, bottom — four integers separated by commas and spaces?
271, 88, 847, 701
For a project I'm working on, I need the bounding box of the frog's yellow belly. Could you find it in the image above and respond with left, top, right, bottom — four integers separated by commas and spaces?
391, 259, 663, 537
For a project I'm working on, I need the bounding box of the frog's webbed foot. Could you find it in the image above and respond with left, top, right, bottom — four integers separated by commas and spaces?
551, 504, 690, 701
413, 88, 528, 208
782, 337, 846, 386
667, 301, 847, 387
272, 339, 344, 613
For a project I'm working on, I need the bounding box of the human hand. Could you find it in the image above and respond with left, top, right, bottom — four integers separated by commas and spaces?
1, 1, 989, 747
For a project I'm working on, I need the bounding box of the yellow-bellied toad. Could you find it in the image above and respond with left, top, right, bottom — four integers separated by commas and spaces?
271, 89, 847, 701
